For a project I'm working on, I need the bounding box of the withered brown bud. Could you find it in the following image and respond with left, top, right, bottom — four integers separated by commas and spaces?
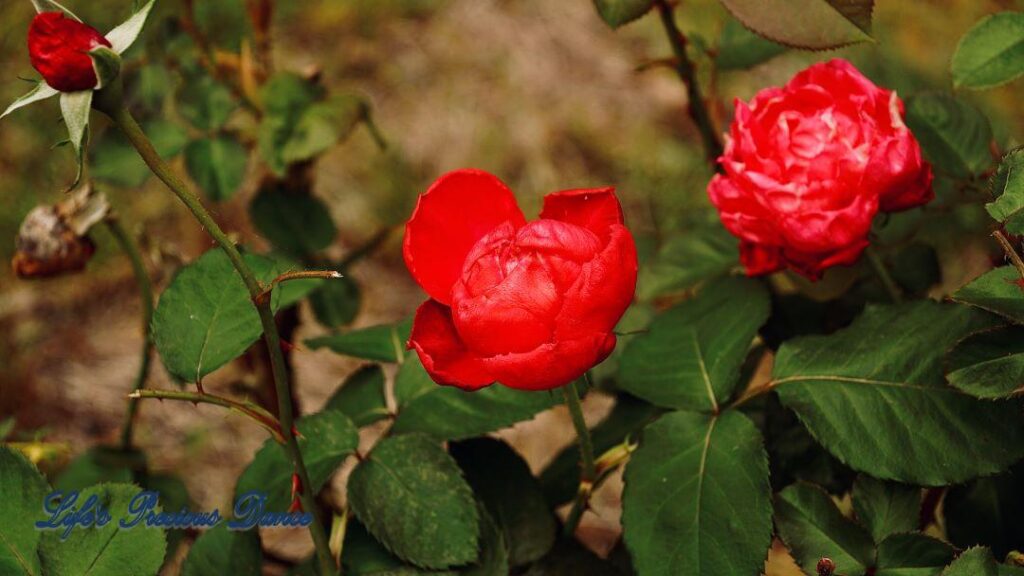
12, 184, 109, 279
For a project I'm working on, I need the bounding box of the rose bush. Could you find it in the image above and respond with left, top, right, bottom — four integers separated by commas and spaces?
403, 169, 638, 390
28, 12, 111, 92
708, 59, 933, 279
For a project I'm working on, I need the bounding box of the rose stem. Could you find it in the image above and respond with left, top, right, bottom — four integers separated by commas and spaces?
127, 389, 284, 443
107, 217, 155, 452
994, 230, 1024, 280
653, 0, 723, 169
864, 246, 903, 303
104, 105, 336, 575
561, 377, 596, 537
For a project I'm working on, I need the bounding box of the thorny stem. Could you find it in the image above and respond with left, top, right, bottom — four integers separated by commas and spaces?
561, 378, 596, 537
108, 218, 155, 451
257, 269, 343, 303
128, 389, 285, 442
865, 246, 903, 303
653, 0, 724, 168
993, 230, 1024, 280
107, 105, 336, 576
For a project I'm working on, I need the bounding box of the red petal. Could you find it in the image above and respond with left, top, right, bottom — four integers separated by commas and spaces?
481, 333, 617, 391
540, 187, 623, 241
403, 169, 525, 305
28, 12, 111, 92
408, 299, 494, 390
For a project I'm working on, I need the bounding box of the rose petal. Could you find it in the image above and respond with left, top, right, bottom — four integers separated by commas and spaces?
540, 187, 623, 240
481, 333, 617, 391
403, 169, 526, 304
29, 12, 111, 92
408, 299, 494, 390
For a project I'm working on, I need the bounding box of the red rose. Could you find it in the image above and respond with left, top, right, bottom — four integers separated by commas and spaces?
28, 12, 111, 92
708, 59, 933, 279
404, 169, 638, 391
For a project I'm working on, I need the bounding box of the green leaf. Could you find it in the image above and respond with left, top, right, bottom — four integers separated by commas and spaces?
185, 137, 248, 201
851, 476, 920, 543
39, 484, 167, 576
348, 433, 479, 569
179, 76, 237, 131
463, 506, 509, 576
54, 447, 139, 491
622, 410, 772, 576
181, 523, 261, 576
310, 276, 362, 329
0, 446, 48, 576
324, 365, 390, 427
235, 409, 358, 512
1, 82, 59, 121
391, 357, 559, 440
249, 185, 337, 257
905, 93, 994, 179
953, 266, 1024, 324
258, 73, 326, 174
619, 276, 770, 411
306, 318, 413, 363
986, 149, 1024, 234
523, 539, 625, 576
946, 325, 1024, 399
774, 483, 875, 576
342, 520, 408, 575
451, 438, 556, 567
942, 548, 999, 576
592, 0, 655, 28
773, 301, 1024, 485
540, 394, 661, 507
717, 0, 873, 50
60, 90, 92, 188
92, 120, 189, 188
281, 96, 364, 165
152, 249, 280, 382
636, 226, 738, 300
716, 18, 788, 70
944, 463, 1024, 559
875, 533, 954, 576
106, 0, 157, 54
952, 12, 1024, 90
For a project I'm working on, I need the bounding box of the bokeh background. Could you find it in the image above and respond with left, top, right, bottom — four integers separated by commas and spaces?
1, 0, 1022, 573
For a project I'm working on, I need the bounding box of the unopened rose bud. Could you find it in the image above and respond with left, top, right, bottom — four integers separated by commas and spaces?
28, 12, 112, 92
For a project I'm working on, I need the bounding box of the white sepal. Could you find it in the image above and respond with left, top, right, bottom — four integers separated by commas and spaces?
0, 82, 58, 120
106, 0, 157, 54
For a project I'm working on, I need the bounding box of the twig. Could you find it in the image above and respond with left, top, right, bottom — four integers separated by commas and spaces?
993, 230, 1024, 280
561, 378, 595, 537
128, 389, 285, 443
653, 0, 723, 168
107, 217, 155, 450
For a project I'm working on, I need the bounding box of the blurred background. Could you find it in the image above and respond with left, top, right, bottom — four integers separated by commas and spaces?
1, 0, 1022, 572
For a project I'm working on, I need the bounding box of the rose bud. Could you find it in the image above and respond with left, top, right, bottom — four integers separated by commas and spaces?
708, 59, 933, 280
403, 169, 638, 391
28, 12, 112, 92
12, 185, 109, 279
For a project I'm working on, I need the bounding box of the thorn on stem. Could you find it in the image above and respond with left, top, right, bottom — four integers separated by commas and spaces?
817, 558, 836, 576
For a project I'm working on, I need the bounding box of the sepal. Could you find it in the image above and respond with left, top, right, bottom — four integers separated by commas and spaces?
106, 0, 156, 54
29, 0, 81, 21
88, 46, 122, 89
59, 90, 93, 189
0, 82, 58, 120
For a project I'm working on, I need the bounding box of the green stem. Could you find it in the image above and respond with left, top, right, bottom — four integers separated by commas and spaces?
107, 105, 336, 576
561, 379, 595, 537
654, 0, 723, 168
128, 388, 284, 442
108, 218, 155, 451
865, 246, 903, 303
